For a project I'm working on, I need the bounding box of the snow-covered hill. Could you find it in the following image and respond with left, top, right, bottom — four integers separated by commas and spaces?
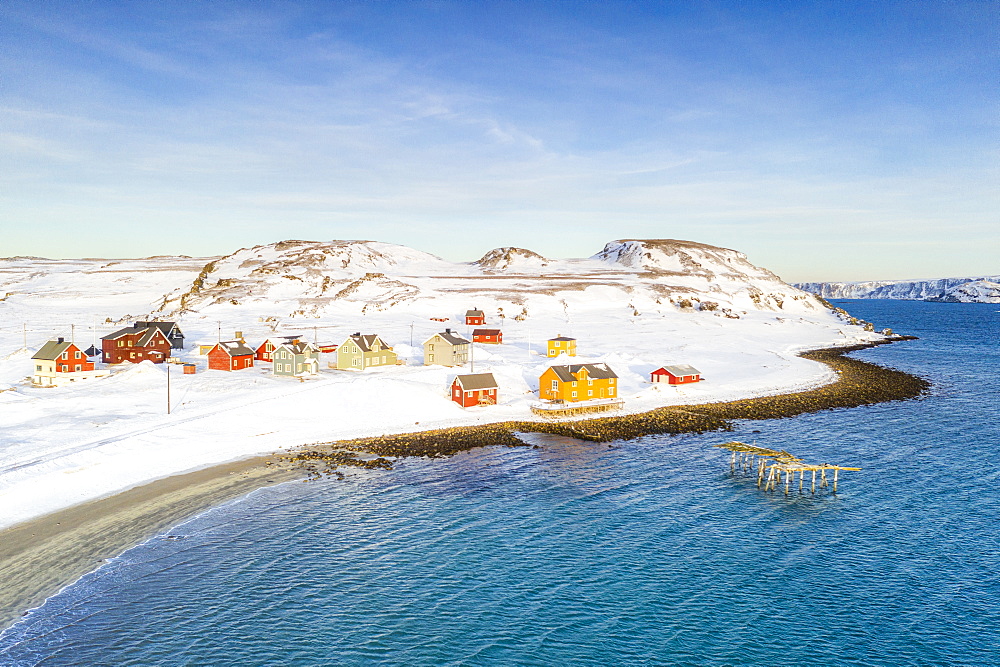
0, 238, 890, 530
925, 279, 1000, 303
795, 275, 1000, 301
152, 238, 827, 322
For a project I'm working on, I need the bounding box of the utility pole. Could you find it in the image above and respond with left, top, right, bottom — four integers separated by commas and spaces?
314, 325, 318, 344
410, 322, 414, 347
166, 361, 171, 415
23, 323, 27, 350
71, 323, 75, 344
470, 339, 475, 373
217, 321, 222, 343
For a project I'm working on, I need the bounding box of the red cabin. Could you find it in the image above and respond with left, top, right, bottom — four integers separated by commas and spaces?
465, 308, 485, 326
101, 323, 172, 364
651, 364, 702, 385
472, 328, 502, 344
208, 340, 256, 371
451, 373, 498, 408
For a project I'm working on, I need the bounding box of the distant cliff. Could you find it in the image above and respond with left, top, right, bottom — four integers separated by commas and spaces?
794, 275, 1000, 303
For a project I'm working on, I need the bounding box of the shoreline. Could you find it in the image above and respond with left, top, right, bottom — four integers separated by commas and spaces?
0, 339, 928, 631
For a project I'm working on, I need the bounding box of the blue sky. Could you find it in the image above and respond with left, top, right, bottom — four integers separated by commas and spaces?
1, 1, 996, 281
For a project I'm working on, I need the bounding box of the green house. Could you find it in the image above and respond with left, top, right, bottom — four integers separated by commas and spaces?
336, 333, 398, 370
272, 341, 320, 377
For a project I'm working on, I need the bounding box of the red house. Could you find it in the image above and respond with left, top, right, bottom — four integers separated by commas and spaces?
101, 323, 173, 364
472, 328, 502, 344
651, 364, 702, 385
208, 340, 256, 371
255, 336, 300, 362
451, 373, 498, 407
465, 308, 485, 326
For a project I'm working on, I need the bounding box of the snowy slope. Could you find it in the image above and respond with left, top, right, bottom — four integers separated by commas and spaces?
795, 275, 1000, 301
925, 279, 1000, 303
0, 239, 888, 529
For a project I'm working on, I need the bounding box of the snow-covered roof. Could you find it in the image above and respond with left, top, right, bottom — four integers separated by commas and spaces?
454, 373, 498, 391
465, 309, 484, 317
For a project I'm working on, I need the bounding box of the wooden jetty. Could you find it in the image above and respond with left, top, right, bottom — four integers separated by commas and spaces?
714, 441, 860, 494
530, 399, 624, 419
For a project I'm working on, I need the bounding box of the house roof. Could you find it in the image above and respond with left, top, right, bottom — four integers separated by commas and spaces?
465, 309, 484, 317
472, 328, 501, 336
84, 345, 102, 357
101, 325, 145, 341
426, 330, 470, 346
101, 323, 171, 346
454, 372, 498, 391
656, 364, 701, 377
549, 336, 576, 342
345, 333, 386, 352
133, 321, 182, 338
32, 340, 74, 360
547, 363, 618, 382
214, 340, 255, 357
275, 341, 319, 355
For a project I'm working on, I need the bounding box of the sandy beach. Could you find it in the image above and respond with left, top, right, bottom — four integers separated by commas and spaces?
0, 340, 928, 631
0, 454, 301, 630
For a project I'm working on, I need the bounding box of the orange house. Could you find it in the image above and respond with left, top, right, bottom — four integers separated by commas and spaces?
538, 363, 618, 403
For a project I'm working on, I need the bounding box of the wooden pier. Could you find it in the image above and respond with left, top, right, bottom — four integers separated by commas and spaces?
530, 399, 625, 419
713, 441, 860, 494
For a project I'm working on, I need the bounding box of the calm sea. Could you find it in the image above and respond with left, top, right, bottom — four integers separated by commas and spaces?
1, 301, 998, 666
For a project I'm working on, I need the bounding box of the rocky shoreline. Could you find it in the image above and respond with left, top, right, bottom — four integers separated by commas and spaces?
292, 338, 929, 475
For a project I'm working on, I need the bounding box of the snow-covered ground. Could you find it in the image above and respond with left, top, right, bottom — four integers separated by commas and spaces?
0, 240, 886, 530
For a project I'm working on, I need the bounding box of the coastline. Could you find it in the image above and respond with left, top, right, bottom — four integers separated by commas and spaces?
0, 339, 928, 631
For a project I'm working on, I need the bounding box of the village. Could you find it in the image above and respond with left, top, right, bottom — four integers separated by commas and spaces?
27, 307, 704, 418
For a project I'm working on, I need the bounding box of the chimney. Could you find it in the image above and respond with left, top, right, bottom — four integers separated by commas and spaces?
235, 331, 243, 340
353, 332, 360, 337
57, 337, 64, 343
445, 328, 451, 333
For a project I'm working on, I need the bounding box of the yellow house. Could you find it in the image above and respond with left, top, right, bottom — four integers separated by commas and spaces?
538, 363, 618, 402
546, 335, 577, 357
337, 333, 398, 370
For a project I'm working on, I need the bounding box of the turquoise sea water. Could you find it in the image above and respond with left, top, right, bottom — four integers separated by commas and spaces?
1, 301, 998, 665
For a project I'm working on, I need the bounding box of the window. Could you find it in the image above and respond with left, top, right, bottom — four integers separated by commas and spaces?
551, 380, 558, 391
466, 391, 472, 397
286, 364, 291, 372
75, 365, 82, 372
428, 354, 434, 362
36, 365, 41, 371
588, 390, 593, 397
609, 388, 615, 396
428, 344, 434, 351
130, 352, 135, 358
572, 381, 577, 387
75, 351, 82, 359
571, 391, 577, 398
62, 352, 68, 360
610, 378, 615, 385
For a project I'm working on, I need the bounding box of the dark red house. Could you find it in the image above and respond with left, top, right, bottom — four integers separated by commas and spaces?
651, 364, 702, 385
451, 373, 498, 407
472, 328, 502, 344
101, 323, 173, 364
465, 308, 485, 326
208, 340, 256, 371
